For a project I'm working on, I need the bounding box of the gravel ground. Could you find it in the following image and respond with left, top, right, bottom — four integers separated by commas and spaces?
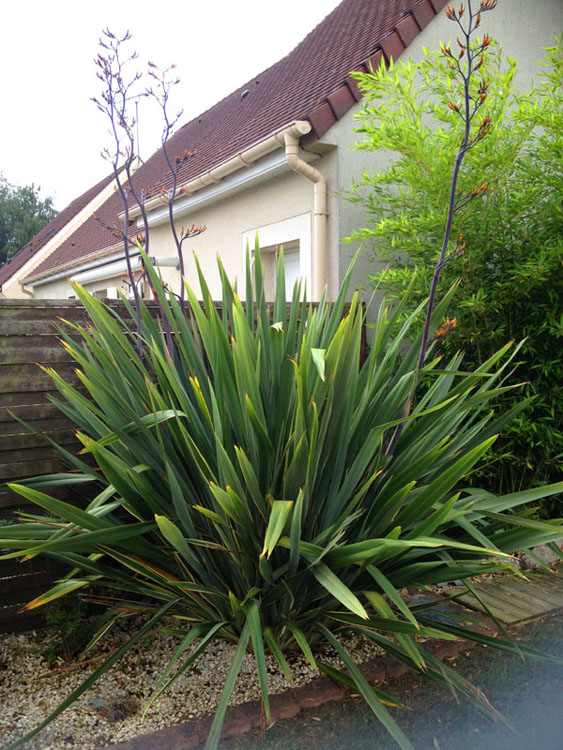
0, 617, 385, 749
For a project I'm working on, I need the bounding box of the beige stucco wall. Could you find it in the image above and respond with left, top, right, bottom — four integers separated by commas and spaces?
33, 277, 72, 299
136, 166, 317, 300
1, 277, 30, 299
33, 265, 142, 300
33, 165, 320, 300
1, 281, 30, 299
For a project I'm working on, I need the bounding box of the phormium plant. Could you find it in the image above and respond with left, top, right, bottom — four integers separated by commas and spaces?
2, 243, 563, 749
2, 3, 563, 749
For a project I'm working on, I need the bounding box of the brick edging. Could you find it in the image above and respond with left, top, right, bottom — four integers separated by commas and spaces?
110, 610, 497, 750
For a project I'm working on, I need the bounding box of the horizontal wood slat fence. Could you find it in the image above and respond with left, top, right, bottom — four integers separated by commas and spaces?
0, 298, 363, 633
0, 299, 164, 632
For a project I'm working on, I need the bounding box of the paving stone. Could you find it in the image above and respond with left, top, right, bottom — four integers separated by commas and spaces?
370, 656, 411, 683
112, 721, 201, 750
433, 640, 462, 660
268, 692, 301, 722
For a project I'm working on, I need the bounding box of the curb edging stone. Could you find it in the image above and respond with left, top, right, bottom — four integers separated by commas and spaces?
110, 609, 497, 749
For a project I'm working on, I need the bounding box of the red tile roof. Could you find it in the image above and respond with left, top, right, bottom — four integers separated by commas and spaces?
25, 0, 443, 283
0, 171, 116, 290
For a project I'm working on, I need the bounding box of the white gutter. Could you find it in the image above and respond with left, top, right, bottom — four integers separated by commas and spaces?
71, 256, 178, 285
27, 250, 129, 287
126, 120, 313, 219
28, 252, 178, 287
31, 122, 328, 297
71, 256, 144, 285
127, 118, 328, 299
143, 149, 311, 227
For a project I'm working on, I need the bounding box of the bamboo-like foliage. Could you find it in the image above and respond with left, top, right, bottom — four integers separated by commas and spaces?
2, 246, 563, 750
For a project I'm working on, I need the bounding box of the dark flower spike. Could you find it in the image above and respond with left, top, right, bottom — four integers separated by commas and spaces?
386, 0, 498, 456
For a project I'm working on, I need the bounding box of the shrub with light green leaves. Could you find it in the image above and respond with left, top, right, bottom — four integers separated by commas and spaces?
2, 247, 563, 750
347, 39, 563, 506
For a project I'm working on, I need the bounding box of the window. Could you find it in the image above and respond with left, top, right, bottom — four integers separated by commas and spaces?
257, 239, 300, 301
242, 214, 311, 302
92, 286, 118, 300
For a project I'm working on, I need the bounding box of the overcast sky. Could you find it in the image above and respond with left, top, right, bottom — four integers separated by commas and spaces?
1, 0, 342, 210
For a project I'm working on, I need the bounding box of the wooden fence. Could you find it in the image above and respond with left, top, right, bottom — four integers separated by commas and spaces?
0, 299, 162, 632
0, 298, 363, 632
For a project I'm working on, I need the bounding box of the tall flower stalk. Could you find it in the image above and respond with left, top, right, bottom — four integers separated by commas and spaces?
387, 0, 497, 456
92, 31, 206, 353
147, 62, 206, 315
418, 0, 496, 368
92, 29, 149, 355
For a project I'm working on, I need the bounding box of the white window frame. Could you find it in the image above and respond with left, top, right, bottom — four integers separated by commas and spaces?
241, 213, 312, 297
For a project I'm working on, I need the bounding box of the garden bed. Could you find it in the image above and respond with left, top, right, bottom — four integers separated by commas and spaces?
0, 616, 386, 749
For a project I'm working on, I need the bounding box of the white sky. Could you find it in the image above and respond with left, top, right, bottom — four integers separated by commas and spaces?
1, 0, 342, 210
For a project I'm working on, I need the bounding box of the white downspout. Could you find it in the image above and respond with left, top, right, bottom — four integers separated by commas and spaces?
281, 130, 328, 301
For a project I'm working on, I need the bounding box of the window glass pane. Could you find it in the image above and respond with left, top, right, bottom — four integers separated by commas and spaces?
283, 251, 300, 301
254, 239, 300, 302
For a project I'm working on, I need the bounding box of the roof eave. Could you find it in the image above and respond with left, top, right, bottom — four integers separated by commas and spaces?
122, 120, 313, 222
24, 241, 125, 286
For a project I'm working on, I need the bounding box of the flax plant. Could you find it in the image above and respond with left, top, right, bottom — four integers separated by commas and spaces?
2, 244, 563, 750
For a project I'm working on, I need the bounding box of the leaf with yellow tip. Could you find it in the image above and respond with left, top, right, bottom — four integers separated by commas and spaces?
192, 504, 228, 526
261, 500, 293, 559
24, 578, 99, 611
367, 565, 419, 630
155, 515, 191, 562
311, 348, 326, 381
311, 561, 369, 620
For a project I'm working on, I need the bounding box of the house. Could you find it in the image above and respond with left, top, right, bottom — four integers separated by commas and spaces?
2, 0, 560, 302
0, 171, 118, 298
